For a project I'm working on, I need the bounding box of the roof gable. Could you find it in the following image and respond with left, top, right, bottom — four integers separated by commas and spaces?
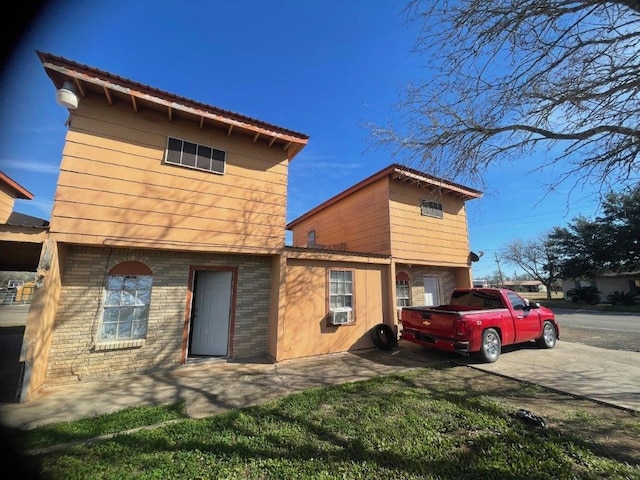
37, 51, 309, 159
0, 171, 33, 200
287, 163, 482, 228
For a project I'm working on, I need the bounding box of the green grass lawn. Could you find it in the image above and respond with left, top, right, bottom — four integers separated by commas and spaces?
8, 367, 639, 480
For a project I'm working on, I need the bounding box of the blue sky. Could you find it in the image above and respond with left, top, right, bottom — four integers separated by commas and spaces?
0, 0, 603, 280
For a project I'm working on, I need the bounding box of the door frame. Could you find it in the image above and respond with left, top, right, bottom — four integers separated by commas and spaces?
182, 265, 238, 362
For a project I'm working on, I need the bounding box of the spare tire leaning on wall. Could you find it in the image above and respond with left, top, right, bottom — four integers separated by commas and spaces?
370, 323, 398, 350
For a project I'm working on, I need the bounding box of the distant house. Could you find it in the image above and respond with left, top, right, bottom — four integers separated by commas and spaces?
472, 279, 545, 293
499, 280, 545, 293
562, 273, 640, 301
0, 172, 49, 272
14, 52, 482, 402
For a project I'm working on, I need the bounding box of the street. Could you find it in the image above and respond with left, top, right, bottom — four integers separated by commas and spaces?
554, 310, 640, 352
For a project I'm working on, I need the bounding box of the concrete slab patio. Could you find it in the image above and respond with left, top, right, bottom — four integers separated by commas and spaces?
0, 339, 638, 431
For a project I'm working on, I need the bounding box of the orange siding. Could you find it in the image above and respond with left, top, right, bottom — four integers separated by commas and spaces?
50, 98, 289, 253
0, 187, 14, 223
281, 259, 388, 360
389, 180, 471, 266
290, 177, 391, 254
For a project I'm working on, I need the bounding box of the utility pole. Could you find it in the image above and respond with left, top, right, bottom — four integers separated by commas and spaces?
494, 253, 504, 286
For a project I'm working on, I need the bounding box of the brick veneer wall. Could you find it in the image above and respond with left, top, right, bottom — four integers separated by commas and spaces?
397, 266, 457, 307
45, 246, 273, 385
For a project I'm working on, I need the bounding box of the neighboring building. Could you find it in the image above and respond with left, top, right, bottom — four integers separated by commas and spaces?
287, 164, 482, 314
0, 172, 49, 272
472, 279, 547, 293
16, 52, 482, 402
562, 273, 640, 302
498, 280, 545, 293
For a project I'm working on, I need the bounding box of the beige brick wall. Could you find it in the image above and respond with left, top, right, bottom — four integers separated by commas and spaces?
395, 265, 457, 307
45, 246, 273, 385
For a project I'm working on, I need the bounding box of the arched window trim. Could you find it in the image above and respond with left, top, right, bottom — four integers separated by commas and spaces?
109, 261, 153, 276
98, 261, 153, 346
396, 271, 411, 307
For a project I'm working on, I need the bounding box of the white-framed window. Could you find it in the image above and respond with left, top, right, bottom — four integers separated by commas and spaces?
308, 230, 316, 247
329, 270, 353, 310
420, 199, 443, 218
100, 262, 153, 341
396, 278, 410, 307
165, 137, 226, 175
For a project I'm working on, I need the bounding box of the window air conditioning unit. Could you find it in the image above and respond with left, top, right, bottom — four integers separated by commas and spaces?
330, 308, 352, 325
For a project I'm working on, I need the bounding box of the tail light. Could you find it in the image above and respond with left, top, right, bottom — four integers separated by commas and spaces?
456, 316, 470, 337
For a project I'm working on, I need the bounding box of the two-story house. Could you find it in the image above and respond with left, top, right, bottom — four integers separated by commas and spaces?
278, 165, 482, 360
20, 52, 308, 399
16, 52, 481, 402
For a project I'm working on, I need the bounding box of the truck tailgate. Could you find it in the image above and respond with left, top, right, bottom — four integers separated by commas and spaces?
401, 307, 458, 338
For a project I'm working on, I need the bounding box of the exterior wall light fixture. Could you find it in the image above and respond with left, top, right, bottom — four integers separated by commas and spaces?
55, 80, 79, 109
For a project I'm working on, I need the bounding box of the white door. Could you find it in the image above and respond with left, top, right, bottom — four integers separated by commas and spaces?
190, 270, 232, 356
423, 276, 440, 306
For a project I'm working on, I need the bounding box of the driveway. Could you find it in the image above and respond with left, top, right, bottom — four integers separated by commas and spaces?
466, 340, 640, 412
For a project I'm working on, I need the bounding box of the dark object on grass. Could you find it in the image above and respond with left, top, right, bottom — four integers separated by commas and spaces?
512, 409, 547, 428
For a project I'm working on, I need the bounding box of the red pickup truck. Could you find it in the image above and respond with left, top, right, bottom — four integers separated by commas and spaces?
399, 288, 559, 362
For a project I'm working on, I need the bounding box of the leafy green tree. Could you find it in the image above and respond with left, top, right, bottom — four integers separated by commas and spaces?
598, 188, 640, 272
501, 236, 561, 299
371, 1, 640, 197
549, 186, 640, 278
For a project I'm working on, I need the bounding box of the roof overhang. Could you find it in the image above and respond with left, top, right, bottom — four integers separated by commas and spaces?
37, 51, 309, 160
287, 163, 482, 229
390, 165, 483, 200
0, 172, 33, 200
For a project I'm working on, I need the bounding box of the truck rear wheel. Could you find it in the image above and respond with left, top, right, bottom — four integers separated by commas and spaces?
536, 321, 557, 349
479, 328, 501, 363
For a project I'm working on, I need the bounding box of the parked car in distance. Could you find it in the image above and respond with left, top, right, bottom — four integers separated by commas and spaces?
400, 288, 559, 362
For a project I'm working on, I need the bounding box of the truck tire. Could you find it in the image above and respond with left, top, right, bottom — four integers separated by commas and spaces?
536, 321, 557, 349
479, 328, 501, 363
370, 323, 397, 350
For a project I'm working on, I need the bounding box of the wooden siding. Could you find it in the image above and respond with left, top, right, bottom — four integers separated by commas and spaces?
280, 259, 388, 360
50, 97, 290, 253
290, 177, 391, 254
21, 240, 66, 400
389, 180, 471, 266
0, 185, 14, 223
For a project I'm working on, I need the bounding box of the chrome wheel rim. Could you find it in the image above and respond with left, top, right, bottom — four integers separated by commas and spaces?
544, 324, 555, 345
484, 332, 499, 358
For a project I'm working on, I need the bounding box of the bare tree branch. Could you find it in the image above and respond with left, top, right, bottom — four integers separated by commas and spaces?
370, 0, 640, 198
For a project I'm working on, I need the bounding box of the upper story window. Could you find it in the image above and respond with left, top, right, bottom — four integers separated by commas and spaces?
421, 199, 443, 218
307, 230, 316, 247
165, 137, 226, 175
100, 261, 153, 342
